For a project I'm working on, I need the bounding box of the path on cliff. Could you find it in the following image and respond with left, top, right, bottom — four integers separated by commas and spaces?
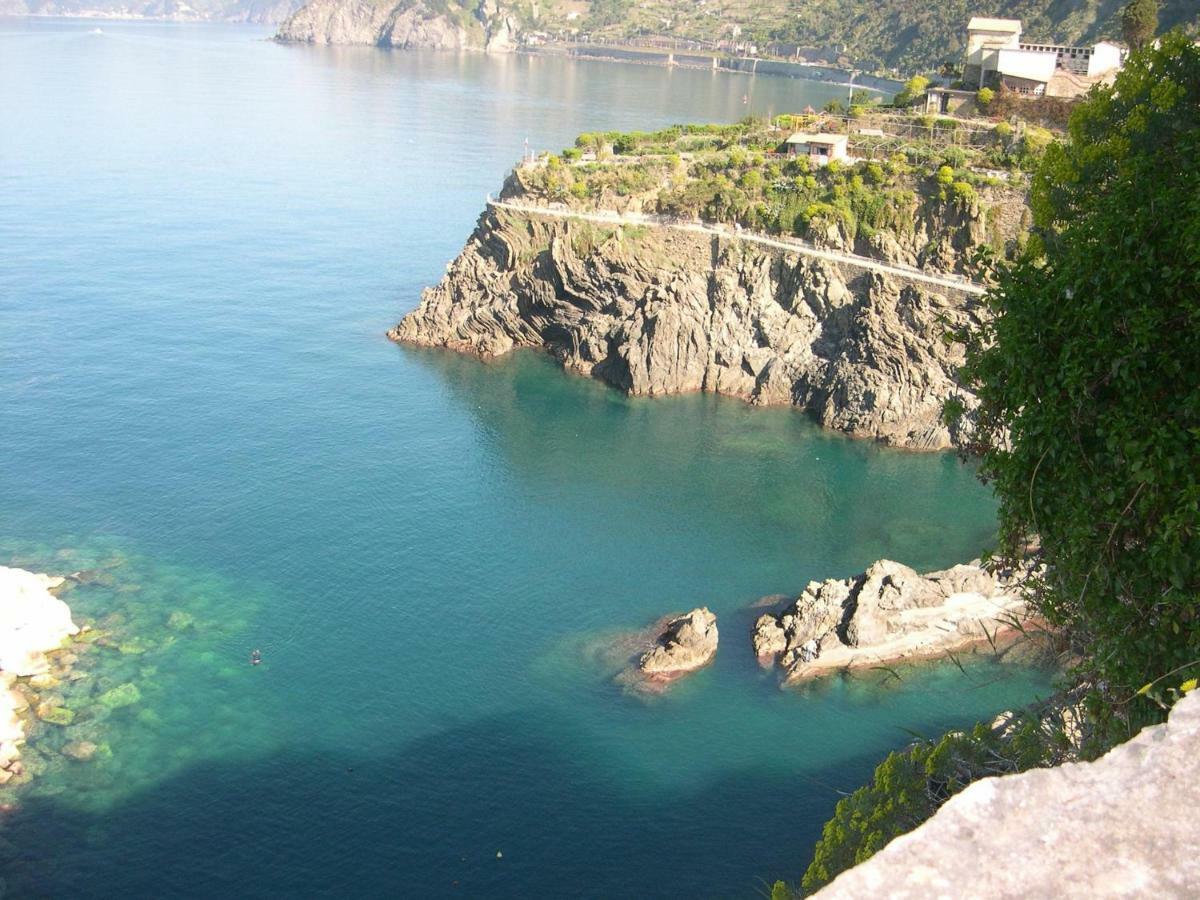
486, 197, 989, 297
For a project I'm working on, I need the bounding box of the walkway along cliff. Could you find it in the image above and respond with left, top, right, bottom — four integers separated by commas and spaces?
391, 161, 1028, 450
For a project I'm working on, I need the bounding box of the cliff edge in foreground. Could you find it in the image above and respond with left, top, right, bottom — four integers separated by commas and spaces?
814, 690, 1200, 897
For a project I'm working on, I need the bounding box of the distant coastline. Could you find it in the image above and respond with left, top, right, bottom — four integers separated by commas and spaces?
523, 42, 904, 95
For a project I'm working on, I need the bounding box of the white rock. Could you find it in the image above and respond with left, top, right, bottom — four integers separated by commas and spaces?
0, 566, 78, 676
814, 691, 1200, 898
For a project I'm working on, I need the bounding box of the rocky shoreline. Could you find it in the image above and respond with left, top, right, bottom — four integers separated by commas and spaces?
752, 559, 1032, 684
390, 197, 1008, 449
0, 566, 83, 783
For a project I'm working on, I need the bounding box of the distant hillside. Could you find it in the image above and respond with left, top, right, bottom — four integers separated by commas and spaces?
0, 0, 302, 24
275, 0, 1200, 73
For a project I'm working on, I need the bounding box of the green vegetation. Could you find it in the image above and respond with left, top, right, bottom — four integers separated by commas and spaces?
800, 712, 1071, 893
518, 113, 1041, 272
552, 0, 1200, 74
957, 33, 1200, 740
1122, 0, 1160, 48
891, 75, 929, 108
788, 34, 1199, 893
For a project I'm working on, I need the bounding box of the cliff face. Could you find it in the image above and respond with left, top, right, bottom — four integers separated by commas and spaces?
391, 199, 994, 450
275, 0, 518, 49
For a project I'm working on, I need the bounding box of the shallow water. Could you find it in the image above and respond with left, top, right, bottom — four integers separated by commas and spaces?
1, 20, 1051, 897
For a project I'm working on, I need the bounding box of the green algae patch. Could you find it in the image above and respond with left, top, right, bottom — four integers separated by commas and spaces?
98, 683, 142, 709
37, 706, 75, 726
116, 636, 155, 655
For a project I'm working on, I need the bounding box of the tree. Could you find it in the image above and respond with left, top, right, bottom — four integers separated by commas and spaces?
893, 74, 930, 107
1122, 0, 1159, 49
954, 34, 1200, 741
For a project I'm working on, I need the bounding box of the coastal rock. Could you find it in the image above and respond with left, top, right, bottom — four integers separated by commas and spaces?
0, 566, 81, 779
754, 559, 1029, 683
391, 205, 989, 450
275, 0, 520, 50
814, 691, 1200, 898
638, 608, 719, 679
0, 566, 78, 677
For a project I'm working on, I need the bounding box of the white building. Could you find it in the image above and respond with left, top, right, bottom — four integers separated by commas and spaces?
962, 17, 1125, 97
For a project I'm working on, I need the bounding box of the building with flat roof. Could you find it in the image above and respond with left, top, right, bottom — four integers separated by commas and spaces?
962, 17, 1125, 98
784, 133, 848, 165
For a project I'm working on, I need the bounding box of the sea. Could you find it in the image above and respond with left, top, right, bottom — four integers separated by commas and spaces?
0, 19, 1051, 897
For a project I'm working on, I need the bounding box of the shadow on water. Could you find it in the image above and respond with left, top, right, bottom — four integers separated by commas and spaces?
4, 708, 902, 900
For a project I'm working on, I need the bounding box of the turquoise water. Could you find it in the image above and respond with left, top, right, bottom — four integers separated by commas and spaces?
1, 20, 1051, 897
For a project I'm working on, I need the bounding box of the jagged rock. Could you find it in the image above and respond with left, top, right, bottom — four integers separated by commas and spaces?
391, 204, 992, 449
754, 559, 1029, 682
814, 691, 1200, 898
276, 0, 520, 50
638, 608, 719, 678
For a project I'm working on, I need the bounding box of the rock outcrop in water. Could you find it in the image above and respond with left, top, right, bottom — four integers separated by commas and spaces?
752, 559, 1029, 683
638, 607, 719, 680
390, 190, 1008, 449
813, 690, 1200, 898
275, 0, 519, 49
0, 566, 80, 782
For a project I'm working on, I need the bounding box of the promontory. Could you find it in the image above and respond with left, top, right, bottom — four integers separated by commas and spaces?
391, 115, 1034, 449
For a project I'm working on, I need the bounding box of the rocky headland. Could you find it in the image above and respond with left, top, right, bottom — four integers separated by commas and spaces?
391, 125, 1030, 449
752, 559, 1032, 683
275, 0, 519, 49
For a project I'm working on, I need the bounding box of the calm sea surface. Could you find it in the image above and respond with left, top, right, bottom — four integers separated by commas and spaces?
0, 20, 1050, 897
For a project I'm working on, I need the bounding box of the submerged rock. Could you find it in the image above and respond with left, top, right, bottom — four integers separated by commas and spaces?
638, 608, 719, 680
753, 560, 1030, 683
60, 741, 98, 762
97, 683, 142, 710
35, 704, 74, 727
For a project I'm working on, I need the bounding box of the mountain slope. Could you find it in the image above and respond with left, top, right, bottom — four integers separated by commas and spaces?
273, 0, 1200, 72
1, 0, 302, 23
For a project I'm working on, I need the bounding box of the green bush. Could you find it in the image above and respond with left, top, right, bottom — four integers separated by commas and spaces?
955, 34, 1200, 741
802, 718, 1060, 893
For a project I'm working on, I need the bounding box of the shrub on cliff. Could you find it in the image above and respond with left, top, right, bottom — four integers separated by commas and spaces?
800, 717, 1061, 893
956, 33, 1200, 743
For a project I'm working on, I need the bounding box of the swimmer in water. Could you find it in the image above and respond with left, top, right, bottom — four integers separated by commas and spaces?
250, 649, 262, 666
